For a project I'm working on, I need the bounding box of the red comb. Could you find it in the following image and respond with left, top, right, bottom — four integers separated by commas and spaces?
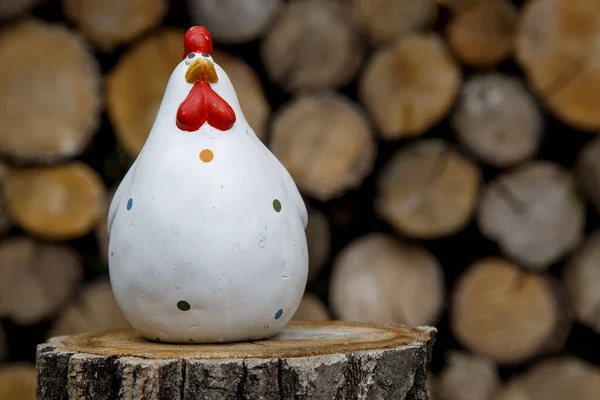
183, 26, 213, 59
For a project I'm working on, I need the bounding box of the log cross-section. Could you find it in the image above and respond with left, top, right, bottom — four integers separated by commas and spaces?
37, 321, 435, 399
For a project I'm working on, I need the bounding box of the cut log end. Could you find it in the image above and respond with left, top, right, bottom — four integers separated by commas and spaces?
0, 364, 36, 400
564, 229, 600, 334
48, 280, 130, 338
0, 0, 43, 19
107, 29, 185, 158
271, 91, 376, 201
493, 357, 600, 400
188, 0, 282, 44
451, 258, 572, 365
478, 161, 585, 270
212, 50, 271, 142
360, 33, 461, 138
64, 0, 167, 51
576, 137, 600, 214
446, 0, 517, 67
330, 233, 445, 327
305, 206, 331, 282
292, 293, 331, 321
0, 237, 83, 325
516, 0, 600, 131
0, 19, 101, 164
377, 139, 480, 239
3, 162, 106, 240
262, 0, 363, 92
352, 0, 438, 43
38, 321, 435, 399
452, 73, 543, 167
438, 351, 501, 400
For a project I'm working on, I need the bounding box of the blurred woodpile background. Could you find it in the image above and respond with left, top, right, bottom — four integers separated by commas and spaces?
1, 0, 600, 398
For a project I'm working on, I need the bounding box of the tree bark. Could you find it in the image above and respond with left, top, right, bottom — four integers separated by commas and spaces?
37, 321, 436, 400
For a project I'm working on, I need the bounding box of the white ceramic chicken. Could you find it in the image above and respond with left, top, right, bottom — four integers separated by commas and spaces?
107, 27, 308, 343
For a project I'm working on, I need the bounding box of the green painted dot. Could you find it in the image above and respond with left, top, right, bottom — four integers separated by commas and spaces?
177, 300, 191, 311
273, 199, 282, 212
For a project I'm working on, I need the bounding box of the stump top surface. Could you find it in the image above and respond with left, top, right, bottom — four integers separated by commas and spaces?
47, 320, 434, 360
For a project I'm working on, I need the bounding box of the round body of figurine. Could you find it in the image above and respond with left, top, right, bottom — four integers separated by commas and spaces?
107, 27, 308, 343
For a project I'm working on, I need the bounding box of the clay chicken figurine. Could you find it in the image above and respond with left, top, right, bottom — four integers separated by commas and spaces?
107, 27, 308, 343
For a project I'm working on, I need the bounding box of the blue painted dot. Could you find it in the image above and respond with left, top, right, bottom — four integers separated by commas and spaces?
274, 309, 283, 320
127, 198, 133, 210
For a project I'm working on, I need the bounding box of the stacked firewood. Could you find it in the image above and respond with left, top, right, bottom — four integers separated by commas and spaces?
1, 0, 600, 398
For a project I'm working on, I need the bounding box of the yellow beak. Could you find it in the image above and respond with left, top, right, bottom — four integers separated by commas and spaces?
185, 57, 218, 84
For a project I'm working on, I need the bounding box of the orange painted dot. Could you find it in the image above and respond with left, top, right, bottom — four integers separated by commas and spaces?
199, 149, 214, 163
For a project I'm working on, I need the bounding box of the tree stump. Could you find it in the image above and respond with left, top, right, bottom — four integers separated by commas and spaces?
37, 321, 436, 400
452, 73, 543, 167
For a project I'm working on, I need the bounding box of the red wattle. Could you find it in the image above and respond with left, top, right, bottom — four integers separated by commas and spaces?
176, 82, 236, 132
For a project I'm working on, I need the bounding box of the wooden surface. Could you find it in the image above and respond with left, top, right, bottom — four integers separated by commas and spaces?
37, 321, 436, 399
